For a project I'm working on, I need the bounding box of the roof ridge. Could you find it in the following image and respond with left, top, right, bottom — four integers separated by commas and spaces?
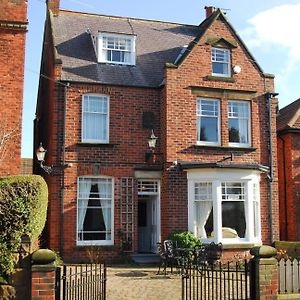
58, 9, 199, 27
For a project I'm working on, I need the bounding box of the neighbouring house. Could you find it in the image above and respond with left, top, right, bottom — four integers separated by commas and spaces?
35, 0, 279, 262
0, 0, 27, 175
277, 99, 300, 241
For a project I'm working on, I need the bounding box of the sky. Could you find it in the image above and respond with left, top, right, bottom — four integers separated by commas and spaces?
22, 0, 300, 157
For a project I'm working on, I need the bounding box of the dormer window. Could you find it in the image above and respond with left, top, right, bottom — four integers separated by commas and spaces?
211, 48, 230, 77
90, 31, 136, 65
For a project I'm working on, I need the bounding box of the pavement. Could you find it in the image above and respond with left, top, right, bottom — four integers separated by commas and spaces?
106, 265, 182, 300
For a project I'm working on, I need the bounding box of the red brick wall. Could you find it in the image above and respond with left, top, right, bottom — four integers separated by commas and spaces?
37, 13, 279, 261
0, 0, 27, 175
0, 0, 28, 23
162, 17, 279, 244
278, 132, 300, 240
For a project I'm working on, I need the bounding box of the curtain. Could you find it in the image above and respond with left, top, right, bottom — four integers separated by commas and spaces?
97, 180, 111, 240
196, 201, 212, 238
78, 179, 91, 239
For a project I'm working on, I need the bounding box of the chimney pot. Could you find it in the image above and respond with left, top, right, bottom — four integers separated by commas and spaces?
205, 6, 216, 18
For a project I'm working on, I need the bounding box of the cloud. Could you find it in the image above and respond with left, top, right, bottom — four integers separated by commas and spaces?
240, 3, 300, 103
244, 4, 300, 59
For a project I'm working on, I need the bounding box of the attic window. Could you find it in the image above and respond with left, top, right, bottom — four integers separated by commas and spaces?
211, 47, 231, 77
90, 32, 136, 65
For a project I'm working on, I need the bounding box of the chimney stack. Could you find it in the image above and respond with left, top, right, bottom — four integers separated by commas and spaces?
46, 0, 60, 15
205, 6, 216, 18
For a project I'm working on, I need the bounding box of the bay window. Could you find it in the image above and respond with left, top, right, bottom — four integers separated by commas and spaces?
77, 177, 113, 245
188, 169, 261, 245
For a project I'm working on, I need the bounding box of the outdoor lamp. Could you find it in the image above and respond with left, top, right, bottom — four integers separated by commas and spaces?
148, 130, 157, 151
36, 143, 47, 162
36, 142, 72, 175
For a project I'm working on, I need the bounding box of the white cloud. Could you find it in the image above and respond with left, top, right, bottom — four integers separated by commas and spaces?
244, 3, 300, 61
240, 3, 300, 105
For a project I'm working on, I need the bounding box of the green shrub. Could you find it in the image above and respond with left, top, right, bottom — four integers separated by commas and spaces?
168, 231, 202, 249
0, 175, 48, 276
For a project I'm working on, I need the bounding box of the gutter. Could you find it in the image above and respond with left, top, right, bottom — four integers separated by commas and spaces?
60, 82, 69, 256
266, 92, 279, 243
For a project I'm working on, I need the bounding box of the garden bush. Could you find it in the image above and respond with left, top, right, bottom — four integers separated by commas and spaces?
0, 175, 48, 277
168, 230, 202, 249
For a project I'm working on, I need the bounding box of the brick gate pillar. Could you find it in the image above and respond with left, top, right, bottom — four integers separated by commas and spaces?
250, 245, 278, 300
31, 249, 57, 300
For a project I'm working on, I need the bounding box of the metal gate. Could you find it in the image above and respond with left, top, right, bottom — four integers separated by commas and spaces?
55, 263, 106, 300
182, 261, 251, 300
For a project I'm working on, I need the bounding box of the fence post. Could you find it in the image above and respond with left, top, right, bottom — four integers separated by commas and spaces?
31, 249, 57, 300
250, 245, 278, 300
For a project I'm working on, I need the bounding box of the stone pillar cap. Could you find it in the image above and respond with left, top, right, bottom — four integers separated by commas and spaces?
250, 245, 277, 258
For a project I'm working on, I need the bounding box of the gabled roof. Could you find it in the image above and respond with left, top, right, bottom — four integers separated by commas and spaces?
277, 98, 300, 132
50, 8, 267, 88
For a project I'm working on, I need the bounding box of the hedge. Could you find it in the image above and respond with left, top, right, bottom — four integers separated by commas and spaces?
0, 175, 48, 276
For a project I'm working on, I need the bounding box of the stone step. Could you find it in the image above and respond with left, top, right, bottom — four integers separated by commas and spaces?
130, 253, 160, 265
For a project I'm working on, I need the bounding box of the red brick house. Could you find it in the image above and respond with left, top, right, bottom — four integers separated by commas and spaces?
0, 0, 27, 175
35, 0, 279, 262
277, 99, 300, 241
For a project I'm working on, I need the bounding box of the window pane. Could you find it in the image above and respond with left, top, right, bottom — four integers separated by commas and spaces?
197, 99, 219, 143
77, 178, 112, 242
198, 117, 218, 142
211, 48, 230, 76
82, 95, 108, 142
195, 202, 213, 238
222, 182, 245, 201
222, 201, 246, 238
228, 101, 250, 145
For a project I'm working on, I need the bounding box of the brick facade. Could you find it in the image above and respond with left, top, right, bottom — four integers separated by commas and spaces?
35, 3, 279, 262
0, 0, 27, 175
277, 130, 300, 240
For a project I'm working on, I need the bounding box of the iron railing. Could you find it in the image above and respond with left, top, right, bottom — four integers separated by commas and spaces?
55, 263, 106, 300
182, 260, 250, 300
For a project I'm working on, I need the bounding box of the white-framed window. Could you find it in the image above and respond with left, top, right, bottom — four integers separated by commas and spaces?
211, 48, 230, 77
196, 98, 220, 145
82, 94, 109, 143
97, 33, 136, 65
77, 177, 114, 246
228, 100, 251, 147
188, 169, 261, 245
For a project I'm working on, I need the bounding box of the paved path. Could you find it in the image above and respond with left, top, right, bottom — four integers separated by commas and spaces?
106, 265, 181, 300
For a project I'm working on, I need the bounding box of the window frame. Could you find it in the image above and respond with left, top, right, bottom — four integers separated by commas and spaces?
81, 94, 110, 144
211, 47, 231, 77
76, 176, 114, 246
228, 100, 251, 148
196, 98, 220, 146
188, 169, 261, 245
98, 33, 136, 65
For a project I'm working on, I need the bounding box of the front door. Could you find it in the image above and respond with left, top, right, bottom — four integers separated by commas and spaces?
138, 195, 159, 253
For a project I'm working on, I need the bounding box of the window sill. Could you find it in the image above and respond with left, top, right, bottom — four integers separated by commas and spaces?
193, 144, 257, 152
205, 75, 236, 83
77, 142, 118, 148
222, 242, 262, 250
75, 244, 117, 251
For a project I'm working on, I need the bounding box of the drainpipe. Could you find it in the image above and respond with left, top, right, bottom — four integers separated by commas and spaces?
278, 135, 288, 240
60, 82, 69, 257
266, 92, 278, 244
